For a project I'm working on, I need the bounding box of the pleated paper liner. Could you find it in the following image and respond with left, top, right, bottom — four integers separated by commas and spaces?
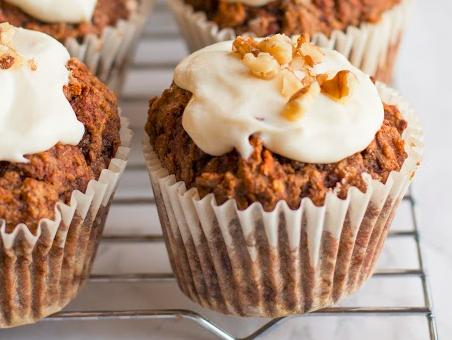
167, 0, 410, 83
0, 118, 132, 328
143, 84, 423, 317
65, 0, 154, 92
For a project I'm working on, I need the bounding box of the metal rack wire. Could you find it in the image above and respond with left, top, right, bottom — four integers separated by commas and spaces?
42, 3, 439, 338
43, 188, 438, 340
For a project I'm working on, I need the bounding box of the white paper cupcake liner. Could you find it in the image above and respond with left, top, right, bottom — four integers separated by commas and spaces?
0, 118, 132, 328
65, 0, 154, 92
167, 0, 410, 81
143, 84, 423, 317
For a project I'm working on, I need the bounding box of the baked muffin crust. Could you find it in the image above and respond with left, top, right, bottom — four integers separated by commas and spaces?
0, 58, 120, 231
146, 83, 407, 211
185, 0, 401, 37
0, 0, 133, 41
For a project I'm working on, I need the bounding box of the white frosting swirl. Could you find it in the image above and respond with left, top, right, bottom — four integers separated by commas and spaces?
174, 41, 384, 164
0, 25, 84, 163
4, 0, 97, 23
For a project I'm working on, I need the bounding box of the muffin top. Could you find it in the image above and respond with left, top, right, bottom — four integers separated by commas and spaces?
0, 24, 120, 231
185, 0, 401, 37
146, 34, 407, 211
4, 0, 98, 24
0, 0, 135, 41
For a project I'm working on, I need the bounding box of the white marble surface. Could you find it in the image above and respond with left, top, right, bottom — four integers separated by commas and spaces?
2, 1, 451, 339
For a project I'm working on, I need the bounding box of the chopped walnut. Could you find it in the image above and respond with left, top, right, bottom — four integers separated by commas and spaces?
281, 82, 320, 121
231, 34, 356, 119
281, 100, 305, 121
289, 82, 320, 102
0, 55, 14, 69
257, 34, 293, 65
318, 70, 356, 101
293, 33, 310, 49
242, 52, 279, 80
0, 23, 14, 46
292, 34, 324, 67
28, 59, 37, 71
0, 23, 23, 70
232, 33, 325, 82
289, 56, 307, 71
280, 69, 303, 98
297, 42, 324, 67
316, 73, 329, 84
232, 36, 259, 58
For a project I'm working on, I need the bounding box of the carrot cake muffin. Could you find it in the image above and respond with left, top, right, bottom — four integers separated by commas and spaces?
0, 0, 148, 89
187, 0, 400, 37
0, 23, 127, 328
144, 34, 422, 317
0, 0, 135, 41
167, 0, 410, 82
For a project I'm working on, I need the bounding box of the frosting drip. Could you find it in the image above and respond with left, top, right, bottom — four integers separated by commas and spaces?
0, 24, 84, 162
4, 0, 97, 23
174, 37, 384, 164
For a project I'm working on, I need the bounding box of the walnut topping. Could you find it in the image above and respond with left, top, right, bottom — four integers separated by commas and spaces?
293, 34, 324, 67
290, 81, 317, 101
233, 36, 259, 58
0, 55, 15, 69
0, 23, 14, 46
0, 23, 23, 70
233, 34, 325, 82
293, 33, 309, 47
281, 100, 305, 121
28, 59, 37, 71
257, 34, 293, 65
280, 69, 303, 98
231, 34, 356, 121
281, 82, 320, 121
242, 52, 279, 80
318, 70, 356, 101
298, 45, 323, 67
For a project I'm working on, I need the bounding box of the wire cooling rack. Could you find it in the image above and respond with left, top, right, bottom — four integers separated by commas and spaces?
45, 190, 438, 340
42, 2, 438, 339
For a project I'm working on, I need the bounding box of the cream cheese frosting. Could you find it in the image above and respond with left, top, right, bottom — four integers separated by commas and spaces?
4, 0, 98, 24
0, 24, 84, 163
174, 37, 384, 164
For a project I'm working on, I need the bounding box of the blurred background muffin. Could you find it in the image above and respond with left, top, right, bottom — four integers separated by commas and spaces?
0, 0, 153, 91
167, 0, 411, 82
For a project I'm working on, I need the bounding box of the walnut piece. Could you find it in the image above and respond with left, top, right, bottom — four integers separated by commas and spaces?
0, 23, 14, 46
257, 34, 293, 65
280, 69, 303, 98
281, 82, 320, 121
281, 100, 305, 121
232, 34, 326, 81
232, 36, 259, 58
242, 52, 279, 80
0, 23, 24, 69
0, 55, 14, 69
28, 58, 38, 71
297, 42, 324, 67
318, 70, 356, 101
230, 34, 357, 121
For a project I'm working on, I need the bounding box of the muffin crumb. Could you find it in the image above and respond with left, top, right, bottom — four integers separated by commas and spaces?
0, 58, 120, 232
146, 84, 407, 211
